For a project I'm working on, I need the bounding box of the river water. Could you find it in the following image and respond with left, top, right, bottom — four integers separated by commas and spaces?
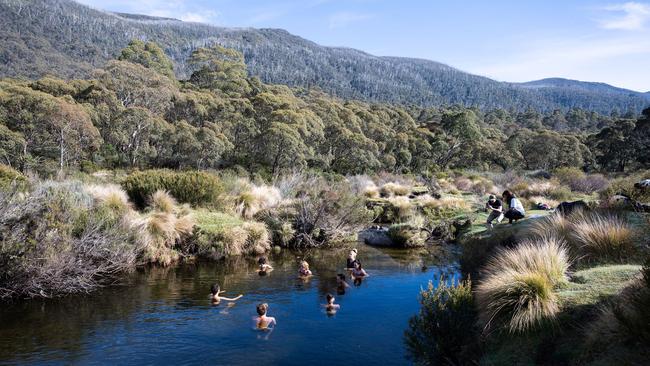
0, 244, 458, 365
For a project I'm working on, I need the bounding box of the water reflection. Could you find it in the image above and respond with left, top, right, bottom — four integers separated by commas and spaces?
0, 243, 458, 365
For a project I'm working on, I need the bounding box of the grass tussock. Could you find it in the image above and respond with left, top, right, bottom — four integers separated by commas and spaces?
532, 211, 637, 262
380, 182, 411, 197
476, 237, 569, 333
235, 184, 283, 219
571, 213, 636, 262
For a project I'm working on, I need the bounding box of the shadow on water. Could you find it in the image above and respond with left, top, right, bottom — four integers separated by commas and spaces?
0, 243, 458, 365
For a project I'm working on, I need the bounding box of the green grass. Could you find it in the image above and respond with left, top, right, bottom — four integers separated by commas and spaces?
193, 210, 244, 234
558, 264, 642, 307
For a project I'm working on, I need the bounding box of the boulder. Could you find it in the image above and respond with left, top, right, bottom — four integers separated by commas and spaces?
359, 226, 393, 247
556, 200, 590, 215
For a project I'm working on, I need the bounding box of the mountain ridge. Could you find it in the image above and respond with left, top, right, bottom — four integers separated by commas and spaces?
0, 0, 648, 114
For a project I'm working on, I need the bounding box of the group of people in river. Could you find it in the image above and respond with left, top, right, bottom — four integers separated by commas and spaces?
485, 190, 526, 229
209, 248, 370, 331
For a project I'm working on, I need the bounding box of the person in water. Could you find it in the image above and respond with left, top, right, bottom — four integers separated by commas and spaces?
210, 283, 243, 304
299, 260, 313, 277
351, 261, 368, 278
346, 248, 359, 269
336, 273, 349, 294
502, 190, 526, 224
258, 256, 273, 275
254, 303, 277, 330
485, 194, 504, 229
324, 293, 340, 315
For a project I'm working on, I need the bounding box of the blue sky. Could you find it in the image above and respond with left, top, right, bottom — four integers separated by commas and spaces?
76, 0, 650, 92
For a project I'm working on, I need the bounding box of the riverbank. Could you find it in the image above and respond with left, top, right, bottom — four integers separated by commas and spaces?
407, 205, 650, 365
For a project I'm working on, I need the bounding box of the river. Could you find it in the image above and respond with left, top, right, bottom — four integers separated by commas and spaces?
0, 243, 459, 365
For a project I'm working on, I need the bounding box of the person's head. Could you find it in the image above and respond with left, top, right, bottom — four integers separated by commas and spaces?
258, 256, 267, 265
326, 293, 334, 304
300, 260, 309, 270
256, 303, 268, 316
349, 248, 358, 258
488, 194, 496, 202
354, 261, 362, 270
502, 190, 514, 201
210, 283, 220, 295
337, 273, 345, 282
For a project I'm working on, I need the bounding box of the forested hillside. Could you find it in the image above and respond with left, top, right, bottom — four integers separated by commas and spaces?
1, 0, 648, 113
1, 40, 648, 178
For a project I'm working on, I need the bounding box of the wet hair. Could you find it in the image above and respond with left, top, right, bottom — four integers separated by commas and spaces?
210, 283, 220, 295
300, 260, 309, 270
256, 303, 268, 316
258, 256, 267, 265
337, 273, 345, 281
326, 293, 334, 303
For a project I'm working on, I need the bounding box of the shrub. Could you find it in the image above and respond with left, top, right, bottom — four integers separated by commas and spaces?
290, 177, 374, 247
601, 172, 650, 203
476, 237, 569, 333
454, 177, 473, 192
0, 181, 138, 299
122, 169, 223, 208
0, 164, 28, 190
554, 167, 609, 193
547, 185, 572, 201
419, 195, 470, 220
571, 213, 636, 262
405, 277, 480, 365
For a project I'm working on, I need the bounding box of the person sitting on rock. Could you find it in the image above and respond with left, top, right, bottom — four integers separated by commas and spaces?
502, 190, 525, 224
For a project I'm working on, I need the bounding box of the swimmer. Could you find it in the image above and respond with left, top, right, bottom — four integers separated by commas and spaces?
299, 260, 313, 277
258, 256, 273, 275
323, 293, 340, 315
351, 261, 368, 279
254, 303, 277, 330
346, 248, 358, 269
336, 273, 350, 291
210, 283, 243, 304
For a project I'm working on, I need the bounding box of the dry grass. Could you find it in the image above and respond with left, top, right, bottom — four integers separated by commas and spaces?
389, 196, 414, 221
476, 237, 569, 333
150, 190, 176, 213
531, 213, 573, 243
571, 213, 636, 261
529, 196, 559, 209
362, 182, 380, 198
85, 184, 131, 212
418, 195, 469, 211
235, 184, 283, 219
381, 182, 411, 197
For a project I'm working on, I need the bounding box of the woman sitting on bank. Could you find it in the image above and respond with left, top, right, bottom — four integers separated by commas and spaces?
502, 190, 526, 224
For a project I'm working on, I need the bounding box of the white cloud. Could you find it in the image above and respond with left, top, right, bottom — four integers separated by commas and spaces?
599, 2, 650, 30
328, 11, 374, 29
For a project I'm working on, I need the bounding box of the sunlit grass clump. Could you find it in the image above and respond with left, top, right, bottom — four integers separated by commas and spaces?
476, 237, 569, 333
571, 213, 635, 261
235, 184, 283, 219
532, 211, 637, 262
380, 182, 411, 197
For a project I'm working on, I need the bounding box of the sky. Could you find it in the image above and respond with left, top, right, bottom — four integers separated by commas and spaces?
75, 0, 650, 92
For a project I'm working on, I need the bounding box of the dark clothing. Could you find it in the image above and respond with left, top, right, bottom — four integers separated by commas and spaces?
487, 199, 502, 210
346, 258, 358, 269
504, 208, 525, 223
